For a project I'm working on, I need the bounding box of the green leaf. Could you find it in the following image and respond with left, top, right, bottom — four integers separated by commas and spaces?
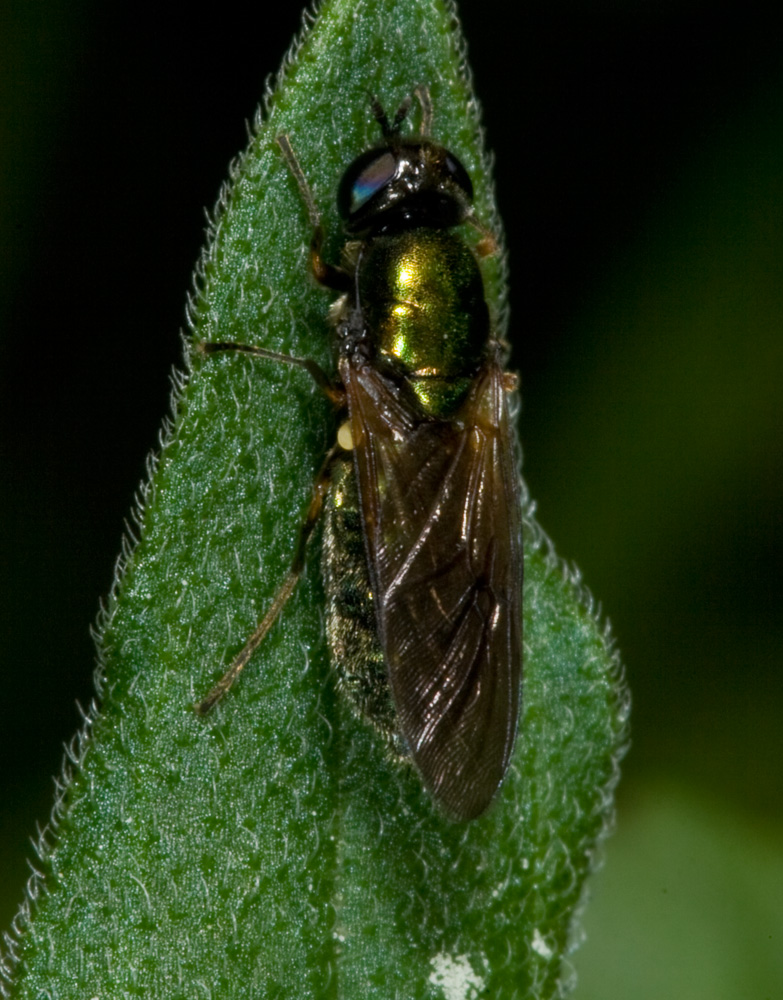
1, 1, 628, 997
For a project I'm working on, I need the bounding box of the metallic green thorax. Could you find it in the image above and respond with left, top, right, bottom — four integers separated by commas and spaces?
356, 229, 490, 416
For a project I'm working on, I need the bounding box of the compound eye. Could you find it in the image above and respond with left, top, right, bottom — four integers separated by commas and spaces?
338, 150, 397, 218
444, 151, 473, 201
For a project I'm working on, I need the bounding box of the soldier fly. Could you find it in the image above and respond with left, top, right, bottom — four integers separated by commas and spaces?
196, 89, 523, 821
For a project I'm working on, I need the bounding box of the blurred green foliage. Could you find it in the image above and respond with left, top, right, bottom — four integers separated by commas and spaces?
577, 784, 783, 999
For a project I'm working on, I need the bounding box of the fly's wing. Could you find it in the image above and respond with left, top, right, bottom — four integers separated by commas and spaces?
343, 357, 522, 820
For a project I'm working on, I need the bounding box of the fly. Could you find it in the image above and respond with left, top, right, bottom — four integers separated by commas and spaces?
196, 89, 523, 821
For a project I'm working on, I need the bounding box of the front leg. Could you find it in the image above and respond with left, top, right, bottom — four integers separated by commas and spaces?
276, 134, 351, 294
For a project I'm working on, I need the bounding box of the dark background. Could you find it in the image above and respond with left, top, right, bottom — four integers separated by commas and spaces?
2, 1, 781, 994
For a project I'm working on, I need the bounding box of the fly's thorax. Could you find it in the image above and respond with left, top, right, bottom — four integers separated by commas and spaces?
355, 228, 490, 417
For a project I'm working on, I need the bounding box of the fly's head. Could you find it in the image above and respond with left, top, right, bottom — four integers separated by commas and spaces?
337, 94, 474, 238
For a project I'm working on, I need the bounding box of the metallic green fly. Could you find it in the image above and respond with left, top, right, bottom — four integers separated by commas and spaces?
196, 89, 523, 821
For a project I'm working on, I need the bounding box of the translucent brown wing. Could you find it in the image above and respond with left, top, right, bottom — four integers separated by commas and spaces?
341, 354, 522, 820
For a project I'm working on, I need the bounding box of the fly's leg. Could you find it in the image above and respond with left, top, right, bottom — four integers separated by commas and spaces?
194, 336, 346, 711
467, 215, 499, 258
195, 440, 343, 715
193, 340, 342, 713
276, 134, 351, 293
413, 86, 433, 136
197, 135, 351, 372
195, 134, 353, 714
198, 341, 344, 406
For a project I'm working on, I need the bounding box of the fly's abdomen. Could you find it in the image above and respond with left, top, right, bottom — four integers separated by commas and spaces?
321, 454, 406, 756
